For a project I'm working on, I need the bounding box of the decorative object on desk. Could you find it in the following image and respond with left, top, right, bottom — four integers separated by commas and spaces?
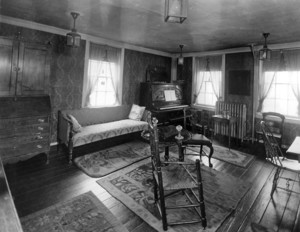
188, 144, 254, 168
21, 191, 129, 232
175, 124, 184, 139
97, 153, 250, 232
66, 12, 81, 47
74, 141, 150, 178
164, 0, 188, 24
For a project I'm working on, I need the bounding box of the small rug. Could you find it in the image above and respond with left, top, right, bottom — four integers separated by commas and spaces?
21, 191, 129, 232
97, 154, 251, 232
74, 140, 151, 178
187, 144, 255, 168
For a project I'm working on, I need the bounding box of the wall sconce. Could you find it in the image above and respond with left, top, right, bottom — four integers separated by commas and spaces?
66, 12, 81, 47
165, 0, 188, 24
259, 33, 271, 60
178, 44, 184, 65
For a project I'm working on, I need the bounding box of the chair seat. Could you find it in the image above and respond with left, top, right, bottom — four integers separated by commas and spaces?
154, 164, 197, 191
267, 157, 300, 171
183, 134, 212, 146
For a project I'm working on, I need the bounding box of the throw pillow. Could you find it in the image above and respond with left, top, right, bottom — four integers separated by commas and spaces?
67, 114, 82, 133
128, 104, 146, 121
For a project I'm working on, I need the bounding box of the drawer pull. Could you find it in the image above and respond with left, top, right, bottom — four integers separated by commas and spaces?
37, 145, 43, 149
38, 126, 44, 131
36, 135, 43, 140
38, 119, 45, 123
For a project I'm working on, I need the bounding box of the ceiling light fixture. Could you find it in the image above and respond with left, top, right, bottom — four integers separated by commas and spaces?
178, 44, 184, 65
66, 12, 81, 48
165, 0, 188, 24
259, 33, 271, 60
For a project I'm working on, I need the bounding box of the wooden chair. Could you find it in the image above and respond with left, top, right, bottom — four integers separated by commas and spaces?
148, 117, 207, 231
256, 112, 285, 148
189, 108, 213, 138
260, 121, 300, 198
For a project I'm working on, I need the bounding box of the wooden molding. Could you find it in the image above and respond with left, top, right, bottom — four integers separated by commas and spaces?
0, 15, 172, 57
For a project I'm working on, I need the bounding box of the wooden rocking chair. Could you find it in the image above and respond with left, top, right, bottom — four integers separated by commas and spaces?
148, 117, 207, 230
260, 121, 300, 198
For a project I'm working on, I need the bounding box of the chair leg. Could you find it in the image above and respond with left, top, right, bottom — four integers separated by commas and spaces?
196, 159, 207, 228
271, 168, 280, 197
158, 171, 168, 231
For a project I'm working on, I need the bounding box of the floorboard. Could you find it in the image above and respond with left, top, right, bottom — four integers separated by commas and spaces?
4, 139, 299, 232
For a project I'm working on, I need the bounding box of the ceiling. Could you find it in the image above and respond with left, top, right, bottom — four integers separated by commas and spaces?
1, 0, 300, 53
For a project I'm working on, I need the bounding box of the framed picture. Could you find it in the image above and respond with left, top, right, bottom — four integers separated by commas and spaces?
228, 70, 251, 96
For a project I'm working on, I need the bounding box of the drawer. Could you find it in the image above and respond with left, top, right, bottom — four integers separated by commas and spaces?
0, 116, 49, 130
0, 133, 49, 148
0, 124, 49, 138
0, 140, 50, 160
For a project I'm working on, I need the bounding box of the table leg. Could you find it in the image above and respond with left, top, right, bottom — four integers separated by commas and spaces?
228, 122, 231, 150
164, 146, 169, 161
208, 145, 214, 168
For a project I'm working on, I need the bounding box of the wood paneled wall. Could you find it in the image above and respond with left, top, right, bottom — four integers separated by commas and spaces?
0, 23, 172, 143
122, 49, 171, 105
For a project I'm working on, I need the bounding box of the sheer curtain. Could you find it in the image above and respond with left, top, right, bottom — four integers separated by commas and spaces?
257, 51, 280, 112
285, 50, 300, 116
192, 57, 206, 103
84, 43, 121, 107
192, 55, 222, 105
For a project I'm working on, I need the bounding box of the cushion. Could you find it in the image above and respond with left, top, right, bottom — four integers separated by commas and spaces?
67, 114, 82, 133
128, 104, 146, 121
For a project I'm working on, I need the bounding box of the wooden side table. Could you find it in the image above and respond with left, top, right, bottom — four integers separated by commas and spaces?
212, 114, 237, 150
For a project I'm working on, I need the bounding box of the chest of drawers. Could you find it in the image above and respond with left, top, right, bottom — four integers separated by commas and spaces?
0, 96, 51, 164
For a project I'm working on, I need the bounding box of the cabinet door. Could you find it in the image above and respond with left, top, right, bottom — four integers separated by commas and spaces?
0, 38, 17, 96
18, 42, 50, 95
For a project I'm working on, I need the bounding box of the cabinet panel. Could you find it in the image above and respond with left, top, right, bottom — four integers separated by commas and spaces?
0, 38, 50, 96
19, 43, 50, 95
0, 38, 15, 95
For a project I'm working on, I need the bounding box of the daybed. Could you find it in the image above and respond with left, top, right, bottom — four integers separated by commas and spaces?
58, 105, 149, 163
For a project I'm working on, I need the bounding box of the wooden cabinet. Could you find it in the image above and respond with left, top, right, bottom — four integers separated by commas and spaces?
0, 96, 51, 164
0, 37, 50, 96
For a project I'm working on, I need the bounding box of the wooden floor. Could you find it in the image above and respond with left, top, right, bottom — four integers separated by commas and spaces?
4, 138, 300, 232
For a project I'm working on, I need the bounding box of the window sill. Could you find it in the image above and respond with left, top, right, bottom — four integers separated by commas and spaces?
191, 104, 215, 112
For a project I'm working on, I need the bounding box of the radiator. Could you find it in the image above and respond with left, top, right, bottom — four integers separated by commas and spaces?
214, 101, 247, 141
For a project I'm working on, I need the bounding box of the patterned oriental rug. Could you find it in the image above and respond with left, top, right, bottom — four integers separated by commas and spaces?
97, 154, 251, 232
21, 191, 129, 232
74, 141, 151, 178
188, 144, 255, 168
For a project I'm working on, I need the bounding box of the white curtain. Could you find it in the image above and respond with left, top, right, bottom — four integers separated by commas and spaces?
85, 43, 121, 107
192, 58, 205, 103
285, 50, 300, 116
193, 55, 222, 104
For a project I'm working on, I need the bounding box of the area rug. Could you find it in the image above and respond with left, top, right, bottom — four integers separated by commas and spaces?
74, 140, 151, 178
97, 153, 251, 232
187, 144, 255, 168
21, 191, 129, 232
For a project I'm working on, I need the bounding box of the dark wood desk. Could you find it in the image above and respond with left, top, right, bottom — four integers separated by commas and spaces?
286, 136, 300, 162
212, 114, 237, 150
0, 157, 23, 232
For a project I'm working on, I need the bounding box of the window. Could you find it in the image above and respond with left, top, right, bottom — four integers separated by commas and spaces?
88, 60, 117, 106
258, 50, 300, 118
195, 71, 221, 106
262, 71, 299, 117
192, 55, 223, 108
83, 43, 122, 107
